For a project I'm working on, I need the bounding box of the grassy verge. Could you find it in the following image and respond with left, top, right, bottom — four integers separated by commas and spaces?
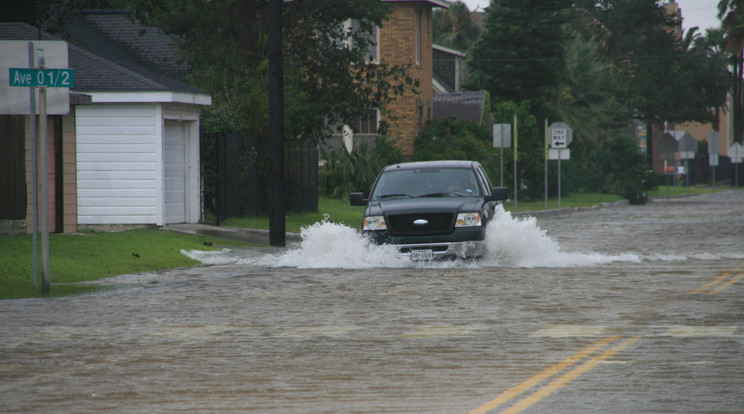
0, 229, 250, 300
650, 184, 733, 197
222, 192, 628, 233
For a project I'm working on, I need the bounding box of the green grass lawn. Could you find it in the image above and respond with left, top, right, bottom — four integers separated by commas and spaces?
0, 229, 250, 300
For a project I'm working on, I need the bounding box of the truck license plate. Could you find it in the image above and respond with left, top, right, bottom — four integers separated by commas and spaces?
410, 249, 433, 260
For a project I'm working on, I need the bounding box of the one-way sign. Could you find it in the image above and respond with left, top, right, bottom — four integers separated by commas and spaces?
549, 122, 572, 148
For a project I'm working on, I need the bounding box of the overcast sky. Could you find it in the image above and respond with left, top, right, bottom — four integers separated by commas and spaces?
458, 0, 721, 33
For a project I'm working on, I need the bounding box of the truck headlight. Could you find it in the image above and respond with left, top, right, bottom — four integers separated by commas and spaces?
363, 216, 387, 231
456, 212, 481, 227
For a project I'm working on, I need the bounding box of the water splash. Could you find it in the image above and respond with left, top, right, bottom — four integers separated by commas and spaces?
184, 206, 654, 269
238, 205, 637, 269
479, 206, 640, 268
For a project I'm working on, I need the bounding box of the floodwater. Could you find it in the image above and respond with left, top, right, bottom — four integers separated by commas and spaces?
1, 190, 743, 413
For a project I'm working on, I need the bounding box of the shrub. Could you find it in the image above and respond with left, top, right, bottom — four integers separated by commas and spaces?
319, 135, 403, 198
595, 134, 657, 204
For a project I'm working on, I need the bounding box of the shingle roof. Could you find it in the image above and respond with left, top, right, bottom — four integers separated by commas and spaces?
0, 13, 207, 96
432, 91, 485, 124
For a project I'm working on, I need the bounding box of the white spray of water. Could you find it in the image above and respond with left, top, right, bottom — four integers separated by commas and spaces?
244, 206, 638, 269
257, 220, 412, 269
184, 205, 740, 269
480, 206, 640, 268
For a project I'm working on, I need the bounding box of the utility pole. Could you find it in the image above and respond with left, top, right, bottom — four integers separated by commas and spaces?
268, 0, 285, 247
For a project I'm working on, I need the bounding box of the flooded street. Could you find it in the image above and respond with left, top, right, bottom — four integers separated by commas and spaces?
1, 190, 743, 413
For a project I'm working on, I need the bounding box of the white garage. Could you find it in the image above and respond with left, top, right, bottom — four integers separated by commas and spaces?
76, 102, 205, 226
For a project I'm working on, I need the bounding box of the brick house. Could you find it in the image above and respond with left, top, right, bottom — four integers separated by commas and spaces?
329, 0, 448, 158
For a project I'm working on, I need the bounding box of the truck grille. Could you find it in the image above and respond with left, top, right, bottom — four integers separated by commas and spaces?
387, 213, 454, 236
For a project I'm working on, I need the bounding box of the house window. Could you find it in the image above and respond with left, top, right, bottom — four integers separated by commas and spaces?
415, 7, 421, 66
354, 110, 379, 135
351, 20, 379, 63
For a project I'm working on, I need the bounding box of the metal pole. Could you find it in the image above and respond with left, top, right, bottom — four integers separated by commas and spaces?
39, 86, 50, 293
544, 118, 548, 212
28, 42, 39, 289
558, 154, 562, 210
685, 159, 689, 193
513, 114, 518, 214
268, 0, 285, 247
499, 145, 504, 187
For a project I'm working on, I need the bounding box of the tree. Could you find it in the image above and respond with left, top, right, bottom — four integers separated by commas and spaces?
432, 1, 480, 51
719, 0, 744, 143
554, 27, 628, 145
119, 0, 417, 213
579, 0, 727, 167
467, 0, 570, 119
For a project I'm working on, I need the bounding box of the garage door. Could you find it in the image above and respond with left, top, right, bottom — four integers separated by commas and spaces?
164, 121, 186, 224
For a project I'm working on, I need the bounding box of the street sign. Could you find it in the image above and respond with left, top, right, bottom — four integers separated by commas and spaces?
548, 122, 572, 148
709, 154, 719, 166
708, 131, 720, 154
9, 68, 74, 88
548, 148, 570, 160
729, 142, 744, 164
493, 123, 511, 148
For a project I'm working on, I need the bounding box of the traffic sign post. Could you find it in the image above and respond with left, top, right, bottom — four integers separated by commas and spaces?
548, 122, 573, 210
493, 123, 511, 187
8, 48, 74, 294
729, 142, 744, 187
708, 132, 720, 188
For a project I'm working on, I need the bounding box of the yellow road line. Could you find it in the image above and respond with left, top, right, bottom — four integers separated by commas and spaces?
690, 264, 744, 294
466, 336, 620, 414
499, 337, 640, 414
708, 271, 744, 294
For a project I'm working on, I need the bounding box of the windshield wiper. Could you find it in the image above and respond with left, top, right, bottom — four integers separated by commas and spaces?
418, 192, 465, 198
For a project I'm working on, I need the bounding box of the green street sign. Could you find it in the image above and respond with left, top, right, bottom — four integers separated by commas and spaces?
9, 68, 74, 88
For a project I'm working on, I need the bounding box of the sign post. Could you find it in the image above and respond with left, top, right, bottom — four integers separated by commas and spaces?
493, 123, 511, 187
729, 142, 744, 187
708, 132, 719, 188
513, 114, 518, 214
9, 48, 74, 293
548, 122, 573, 209
544, 119, 548, 212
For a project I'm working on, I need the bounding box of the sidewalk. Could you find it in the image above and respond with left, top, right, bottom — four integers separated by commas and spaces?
164, 223, 301, 246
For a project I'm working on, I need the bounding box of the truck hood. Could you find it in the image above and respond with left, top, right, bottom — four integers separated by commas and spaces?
365, 196, 482, 217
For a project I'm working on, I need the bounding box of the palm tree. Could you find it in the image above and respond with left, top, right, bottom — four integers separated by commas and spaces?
719, 0, 744, 142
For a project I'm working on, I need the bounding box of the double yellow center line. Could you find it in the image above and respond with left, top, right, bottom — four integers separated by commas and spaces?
467, 336, 640, 414
690, 264, 744, 295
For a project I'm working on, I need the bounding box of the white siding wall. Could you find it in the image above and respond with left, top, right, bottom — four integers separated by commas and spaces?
76, 103, 162, 224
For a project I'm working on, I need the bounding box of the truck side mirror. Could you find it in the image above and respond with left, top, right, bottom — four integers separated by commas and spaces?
350, 192, 368, 206
486, 187, 508, 202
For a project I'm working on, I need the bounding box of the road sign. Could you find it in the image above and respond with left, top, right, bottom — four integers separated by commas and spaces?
549, 148, 570, 160
708, 131, 720, 154
493, 123, 511, 148
9, 68, 74, 88
548, 122, 572, 148
729, 142, 744, 164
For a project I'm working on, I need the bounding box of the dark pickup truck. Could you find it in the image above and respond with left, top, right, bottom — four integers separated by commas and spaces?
350, 160, 508, 259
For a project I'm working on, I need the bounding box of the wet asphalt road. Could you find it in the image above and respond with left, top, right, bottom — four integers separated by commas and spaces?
1, 190, 743, 413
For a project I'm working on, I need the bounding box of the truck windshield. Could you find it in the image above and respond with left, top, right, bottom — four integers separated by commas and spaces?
370, 168, 481, 200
